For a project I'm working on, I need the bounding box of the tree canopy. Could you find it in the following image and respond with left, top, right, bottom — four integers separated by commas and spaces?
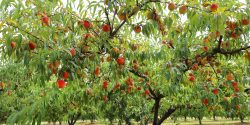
0, 0, 249, 125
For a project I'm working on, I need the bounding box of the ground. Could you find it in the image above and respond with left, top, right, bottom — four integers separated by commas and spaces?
43, 118, 250, 125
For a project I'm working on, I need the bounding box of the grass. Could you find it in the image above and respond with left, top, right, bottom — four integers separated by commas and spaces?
162, 118, 250, 125
42, 118, 250, 125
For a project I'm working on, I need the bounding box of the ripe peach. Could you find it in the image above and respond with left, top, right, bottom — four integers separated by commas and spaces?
241, 18, 249, 25
202, 46, 209, 52
57, 79, 66, 88
192, 63, 199, 71
226, 73, 233, 81
103, 80, 108, 90
118, 13, 126, 21
230, 32, 238, 39
210, 4, 218, 12
41, 15, 49, 26
188, 75, 195, 82
179, 5, 187, 14
103, 95, 108, 102
117, 57, 125, 65
70, 48, 76, 56
10, 41, 16, 49
212, 88, 219, 95
126, 77, 133, 86
203, 38, 209, 43
63, 71, 69, 79
235, 105, 240, 110
83, 20, 91, 29
106, 56, 112, 62
112, 47, 120, 54
54, 60, 61, 68
134, 25, 141, 33
202, 98, 209, 105
144, 90, 150, 95
227, 22, 237, 30
29, 42, 36, 50
215, 31, 220, 37
102, 24, 110, 32
94, 66, 100, 76
168, 2, 176, 11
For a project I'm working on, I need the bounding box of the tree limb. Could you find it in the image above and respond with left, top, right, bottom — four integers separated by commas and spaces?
153, 98, 161, 125
157, 107, 178, 125
104, 7, 112, 35
110, 1, 150, 37
217, 46, 250, 55
128, 68, 157, 98
184, 35, 250, 72
7, 23, 46, 43
128, 68, 149, 81
217, 35, 223, 49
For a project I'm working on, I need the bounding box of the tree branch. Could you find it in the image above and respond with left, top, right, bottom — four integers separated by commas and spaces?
128, 68, 157, 98
217, 46, 250, 55
111, 2, 117, 32
7, 23, 45, 43
110, 1, 150, 37
104, 7, 111, 35
110, 19, 126, 37
209, 63, 219, 79
183, 35, 249, 72
217, 35, 223, 49
153, 98, 161, 125
157, 107, 178, 125
128, 68, 149, 81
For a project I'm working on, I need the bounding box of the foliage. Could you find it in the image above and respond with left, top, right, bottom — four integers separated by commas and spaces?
0, 0, 249, 124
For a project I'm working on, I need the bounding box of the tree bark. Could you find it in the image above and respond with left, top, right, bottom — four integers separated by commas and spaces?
198, 117, 202, 125
240, 114, 244, 123
67, 113, 81, 125
91, 119, 95, 124
152, 98, 161, 125
157, 107, 177, 125
125, 117, 131, 125
240, 118, 244, 123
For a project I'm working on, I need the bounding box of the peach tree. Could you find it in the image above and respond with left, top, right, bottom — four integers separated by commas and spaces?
0, 0, 249, 124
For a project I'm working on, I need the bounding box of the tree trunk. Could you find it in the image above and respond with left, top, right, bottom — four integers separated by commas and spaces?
157, 107, 177, 125
91, 119, 95, 124
118, 120, 122, 125
240, 114, 244, 123
184, 116, 187, 121
231, 116, 234, 121
109, 120, 113, 125
213, 113, 216, 121
68, 113, 81, 125
240, 118, 244, 123
198, 117, 202, 125
125, 117, 131, 125
144, 117, 149, 125
152, 98, 161, 125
